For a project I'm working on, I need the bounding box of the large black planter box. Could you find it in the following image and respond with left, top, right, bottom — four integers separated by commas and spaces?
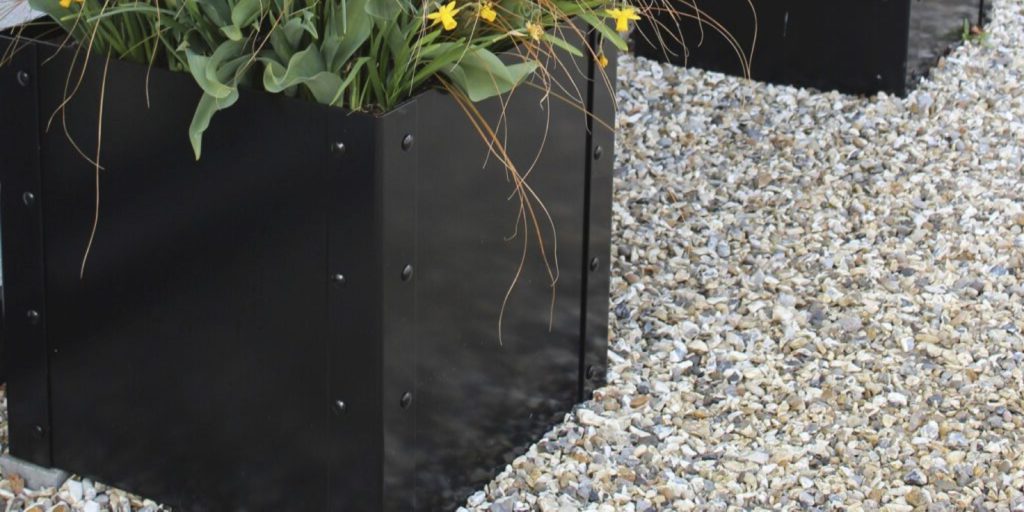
0, 31, 615, 510
636, 0, 984, 95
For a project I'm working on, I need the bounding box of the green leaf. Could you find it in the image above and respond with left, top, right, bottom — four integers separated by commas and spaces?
542, 33, 584, 58
230, 0, 264, 28
185, 40, 247, 99
441, 48, 539, 102
322, 0, 373, 72
365, 0, 404, 19
577, 11, 628, 52
261, 46, 345, 105
269, 10, 319, 62
219, 0, 263, 40
189, 89, 239, 160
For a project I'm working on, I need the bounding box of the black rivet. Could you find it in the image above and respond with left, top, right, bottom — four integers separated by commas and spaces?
401, 134, 414, 151
332, 273, 346, 286
33, 425, 45, 438
585, 365, 599, 380
332, 142, 346, 155
26, 310, 40, 325
593, 145, 604, 160
400, 392, 413, 409
332, 400, 347, 415
22, 191, 35, 206
16, 70, 29, 87
401, 265, 414, 282
589, 257, 600, 272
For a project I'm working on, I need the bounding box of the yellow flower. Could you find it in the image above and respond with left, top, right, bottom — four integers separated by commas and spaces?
59, 0, 84, 8
597, 53, 609, 69
526, 21, 544, 41
428, 1, 462, 31
605, 6, 640, 33
479, 1, 497, 23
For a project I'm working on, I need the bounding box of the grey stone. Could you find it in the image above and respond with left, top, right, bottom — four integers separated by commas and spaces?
0, 455, 69, 490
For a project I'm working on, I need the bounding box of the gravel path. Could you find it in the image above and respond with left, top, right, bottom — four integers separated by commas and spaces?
466, 0, 1024, 510
1, 0, 1022, 510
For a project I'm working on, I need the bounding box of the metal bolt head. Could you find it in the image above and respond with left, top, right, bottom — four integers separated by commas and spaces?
332, 273, 346, 286
26, 310, 40, 325
401, 265, 414, 282
332, 142, 346, 155
22, 191, 35, 206
16, 70, 30, 87
593, 145, 604, 160
585, 365, 599, 380
332, 400, 347, 415
400, 392, 413, 409
589, 257, 600, 272
401, 134, 414, 151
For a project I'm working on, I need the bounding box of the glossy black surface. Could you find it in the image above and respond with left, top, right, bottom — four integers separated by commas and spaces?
34, 40, 340, 511
635, 0, 983, 96
1, 32, 614, 510
582, 33, 616, 399
0, 38, 52, 466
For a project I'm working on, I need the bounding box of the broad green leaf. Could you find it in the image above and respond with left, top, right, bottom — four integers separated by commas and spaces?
441, 48, 539, 102
322, 0, 373, 72
365, 0, 404, 19
261, 46, 344, 105
188, 89, 239, 160
186, 40, 246, 99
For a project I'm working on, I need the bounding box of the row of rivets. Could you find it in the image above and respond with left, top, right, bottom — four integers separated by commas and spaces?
332, 134, 414, 156
330, 134, 416, 415
15, 69, 48, 442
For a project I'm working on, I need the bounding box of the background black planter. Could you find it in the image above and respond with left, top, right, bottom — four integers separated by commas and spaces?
635, 0, 985, 96
0, 31, 615, 510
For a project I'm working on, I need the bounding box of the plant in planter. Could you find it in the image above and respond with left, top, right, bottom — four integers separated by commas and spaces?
0, 0, 678, 510
19, 0, 641, 157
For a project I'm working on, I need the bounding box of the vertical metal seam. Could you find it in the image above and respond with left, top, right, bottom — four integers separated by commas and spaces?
578, 29, 599, 403
409, 104, 419, 511
35, 38, 56, 468
322, 109, 332, 510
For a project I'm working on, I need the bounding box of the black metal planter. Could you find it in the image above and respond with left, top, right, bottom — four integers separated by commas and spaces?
635, 0, 985, 96
0, 32, 615, 511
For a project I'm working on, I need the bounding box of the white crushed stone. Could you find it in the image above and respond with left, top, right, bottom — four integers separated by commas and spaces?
0, 1, 1021, 510
465, 0, 1024, 510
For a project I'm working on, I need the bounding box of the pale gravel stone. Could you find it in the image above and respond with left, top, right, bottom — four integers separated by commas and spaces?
0, 2, 1020, 512
468, 0, 1024, 509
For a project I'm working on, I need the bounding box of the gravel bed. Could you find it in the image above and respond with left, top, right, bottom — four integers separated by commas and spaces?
465, 0, 1024, 510
1, 0, 1023, 510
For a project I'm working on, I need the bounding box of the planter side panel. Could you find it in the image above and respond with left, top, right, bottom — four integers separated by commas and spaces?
27, 45, 369, 510
412, 62, 599, 508
635, 0, 912, 95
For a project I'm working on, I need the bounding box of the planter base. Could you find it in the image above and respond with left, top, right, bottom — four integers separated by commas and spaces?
0, 455, 69, 490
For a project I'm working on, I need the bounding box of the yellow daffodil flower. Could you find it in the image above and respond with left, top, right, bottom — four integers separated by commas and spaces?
526, 21, 544, 41
479, 1, 497, 23
428, 1, 462, 31
597, 53, 609, 69
605, 6, 640, 33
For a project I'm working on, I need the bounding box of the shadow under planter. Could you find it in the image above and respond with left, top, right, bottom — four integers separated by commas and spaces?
635, 0, 985, 96
0, 31, 616, 511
